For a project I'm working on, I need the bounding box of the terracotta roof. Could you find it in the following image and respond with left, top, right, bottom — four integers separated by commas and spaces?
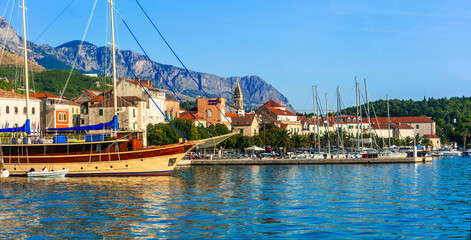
259, 100, 284, 109
232, 114, 256, 126
376, 116, 435, 123
88, 95, 106, 102
280, 123, 288, 130
86, 90, 102, 97
165, 98, 179, 102
266, 107, 296, 116
390, 122, 414, 129
180, 111, 204, 120
371, 122, 391, 129
0, 89, 39, 100
424, 134, 440, 139
29, 92, 63, 99
225, 113, 238, 117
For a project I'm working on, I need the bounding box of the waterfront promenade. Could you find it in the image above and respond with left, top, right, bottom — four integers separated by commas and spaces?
180, 156, 432, 166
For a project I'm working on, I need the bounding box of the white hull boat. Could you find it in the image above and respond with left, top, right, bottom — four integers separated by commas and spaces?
442, 150, 462, 157
27, 168, 69, 178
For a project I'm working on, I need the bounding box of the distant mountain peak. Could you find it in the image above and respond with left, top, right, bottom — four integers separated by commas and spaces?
57, 40, 96, 48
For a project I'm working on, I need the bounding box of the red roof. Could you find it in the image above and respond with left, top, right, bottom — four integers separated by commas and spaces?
376, 116, 434, 123
29, 92, 63, 99
88, 95, 106, 102
225, 113, 237, 117
86, 90, 102, 97
424, 134, 440, 139
232, 114, 257, 126
260, 100, 284, 109
180, 111, 204, 120
122, 78, 156, 89
266, 107, 296, 116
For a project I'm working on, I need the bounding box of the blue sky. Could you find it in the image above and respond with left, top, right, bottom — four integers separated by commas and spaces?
2, 0, 470, 111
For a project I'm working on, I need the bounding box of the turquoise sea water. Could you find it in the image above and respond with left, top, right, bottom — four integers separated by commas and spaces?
1, 157, 470, 239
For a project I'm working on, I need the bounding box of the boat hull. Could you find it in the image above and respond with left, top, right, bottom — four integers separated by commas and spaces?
4, 142, 196, 177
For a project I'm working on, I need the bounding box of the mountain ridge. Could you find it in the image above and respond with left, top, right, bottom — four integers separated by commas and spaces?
0, 15, 293, 110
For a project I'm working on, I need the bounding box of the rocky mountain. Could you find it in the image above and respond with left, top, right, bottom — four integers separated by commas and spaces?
0, 16, 292, 110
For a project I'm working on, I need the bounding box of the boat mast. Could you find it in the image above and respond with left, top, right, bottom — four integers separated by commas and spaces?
355, 78, 359, 150
312, 85, 316, 152
387, 95, 391, 147
358, 82, 363, 149
325, 93, 331, 155
109, 0, 118, 117
315, 85, 321, 152
21, 0, 30, 122
336, 86, 340, 158
364, 78, 373, 148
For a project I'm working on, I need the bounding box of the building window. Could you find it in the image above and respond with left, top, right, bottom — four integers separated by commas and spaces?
64, 114, 67, 121
133, 109, 136, 117
240, 129, 244, 134
99, 109, 103, 116
58, 113, 62, 121
207, 109, 212, 118
23, 107, 27, 114
416, 125, 419, 129
72, 108, 74, 114
133, 122, 136, 129
14, 107, 18, 114
81, 108, 85, 114
81, 119, 85, 125
32, 107, 35, 115
6, 106, 9, 114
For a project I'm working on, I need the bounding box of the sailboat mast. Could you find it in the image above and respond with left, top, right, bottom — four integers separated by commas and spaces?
325, 93, 330, 154
312, 86, 316, 152
109, 0, 118, 116
336, 86, 340, 158
355, 78, 359, 150
387, 95, 391, 147
21, 0, 30, 121
364, 78, 372, 148
315, 85, 321, 152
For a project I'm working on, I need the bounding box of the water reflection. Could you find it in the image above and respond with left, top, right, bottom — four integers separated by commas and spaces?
0, 157, 470, 239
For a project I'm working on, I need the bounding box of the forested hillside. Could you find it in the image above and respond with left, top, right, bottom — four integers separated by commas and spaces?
343, 97, 471, 147
0, 67, 109, 98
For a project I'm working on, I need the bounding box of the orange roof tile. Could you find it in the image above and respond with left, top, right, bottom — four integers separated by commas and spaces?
266, 107, 296, 116
225, 113, 238, 117
376, 116, 434, 123
29, 92, 62, 99
424, 134, 440, 138
260, 100, 284, 109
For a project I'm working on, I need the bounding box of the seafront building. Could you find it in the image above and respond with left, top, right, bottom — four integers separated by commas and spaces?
0, 89, 41, 133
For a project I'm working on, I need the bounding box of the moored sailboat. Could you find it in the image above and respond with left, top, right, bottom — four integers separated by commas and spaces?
1, 0, 234, 176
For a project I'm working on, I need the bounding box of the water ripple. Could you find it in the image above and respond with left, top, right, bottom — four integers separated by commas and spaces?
0, 157, 470, 239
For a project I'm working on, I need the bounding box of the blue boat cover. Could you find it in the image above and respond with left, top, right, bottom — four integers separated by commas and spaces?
48, 115, 118, 131
0, 119, 31, 135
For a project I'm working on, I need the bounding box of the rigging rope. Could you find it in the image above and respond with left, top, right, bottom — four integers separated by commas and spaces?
115, 9, 213, 137
118, 46, 187, 141
32, 0, 76, 43
134, 0, 233, 128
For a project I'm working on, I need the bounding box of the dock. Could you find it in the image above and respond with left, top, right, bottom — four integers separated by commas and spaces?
179, 156, 433, 166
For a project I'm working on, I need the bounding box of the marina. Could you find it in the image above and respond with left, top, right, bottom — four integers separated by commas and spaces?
0, 156, 469, 239
183, 156, 432, 166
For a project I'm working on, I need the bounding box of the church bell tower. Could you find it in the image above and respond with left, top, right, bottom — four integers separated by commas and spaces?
232, 79, 243, 109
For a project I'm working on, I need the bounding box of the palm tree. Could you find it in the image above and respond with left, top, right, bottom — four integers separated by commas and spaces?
421, 137, 432, 151
461, 130, 471, 149
404, 136, 413, 146
277, 130, 290, 157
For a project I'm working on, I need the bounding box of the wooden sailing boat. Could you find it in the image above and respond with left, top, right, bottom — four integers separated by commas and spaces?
1, 0, 234, 177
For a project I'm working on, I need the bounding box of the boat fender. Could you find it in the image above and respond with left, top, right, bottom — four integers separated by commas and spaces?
17, 138, 23, 144
11, 138, 16, 144
38, 138, 44, 144
34, 138, 38, 144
